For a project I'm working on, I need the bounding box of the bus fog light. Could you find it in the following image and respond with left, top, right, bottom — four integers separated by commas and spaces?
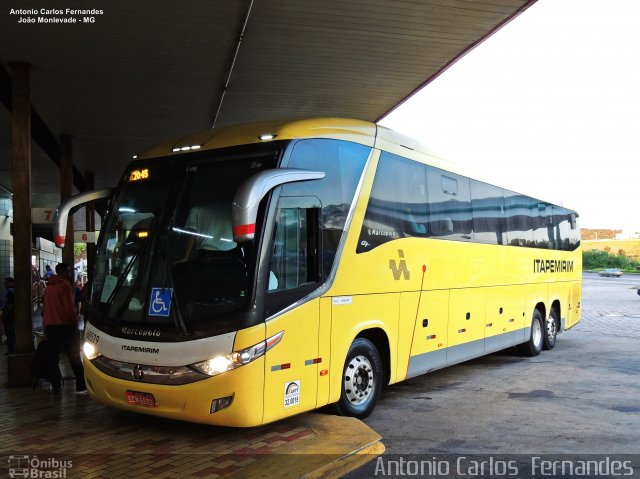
83, 341, 99, 360
210, 395, 234, 414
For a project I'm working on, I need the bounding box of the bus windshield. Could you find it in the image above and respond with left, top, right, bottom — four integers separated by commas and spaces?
91, 148, 279, 335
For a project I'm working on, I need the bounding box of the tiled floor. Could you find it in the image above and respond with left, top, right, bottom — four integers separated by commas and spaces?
1, 343, 382, 478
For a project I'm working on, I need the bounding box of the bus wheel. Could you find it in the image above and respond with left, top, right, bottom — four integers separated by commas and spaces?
543, 309, 559, 350
517, 309, 544, 357
335, 338, 383, 419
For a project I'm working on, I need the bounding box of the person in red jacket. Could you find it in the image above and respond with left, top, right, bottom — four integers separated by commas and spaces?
42, 263, 86, 394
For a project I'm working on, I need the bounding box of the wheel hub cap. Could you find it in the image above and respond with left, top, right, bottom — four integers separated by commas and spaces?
343, 355, 374, 406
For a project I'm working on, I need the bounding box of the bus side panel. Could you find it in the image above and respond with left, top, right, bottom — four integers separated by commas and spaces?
263, 300, 319, 423
397, 291, 419, 381
485, 285, 527, 353
328, 293, 400, 405
446, 288, 486, 365
548, 281, 571, 323
566, 281, 582, 329
317, 297, 333, 407
526, 282, 549, 328
405, 290, 449, 379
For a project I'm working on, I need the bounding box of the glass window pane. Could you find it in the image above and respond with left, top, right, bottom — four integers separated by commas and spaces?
358, 152, 427, 253
504, 190, 534, 247
427, 167, 472, 241
532, 201, 551, 249
284, 139, 369, 275
471, 180, 506, 245
270, 208, 309, 291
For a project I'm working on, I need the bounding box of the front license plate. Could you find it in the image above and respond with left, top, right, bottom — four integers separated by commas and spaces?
126, 390, 157, 408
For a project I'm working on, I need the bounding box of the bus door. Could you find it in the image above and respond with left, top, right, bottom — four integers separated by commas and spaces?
262, 197, 322, 422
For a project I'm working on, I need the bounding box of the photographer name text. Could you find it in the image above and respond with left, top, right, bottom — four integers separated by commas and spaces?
9, 8, 104, 24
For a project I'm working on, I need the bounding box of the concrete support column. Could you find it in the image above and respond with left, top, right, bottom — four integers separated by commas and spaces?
8, 62, 34, 386
60, 135, 74, 267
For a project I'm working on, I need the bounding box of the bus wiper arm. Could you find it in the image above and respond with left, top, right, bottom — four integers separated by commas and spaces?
159, 236, 189, 335
105, 252, 139, 304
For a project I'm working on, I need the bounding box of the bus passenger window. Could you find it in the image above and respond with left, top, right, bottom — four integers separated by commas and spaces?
426, 167, 472, 242
357, 152, 427, 253
269, 207, 320, 292
266, 204, 321, 316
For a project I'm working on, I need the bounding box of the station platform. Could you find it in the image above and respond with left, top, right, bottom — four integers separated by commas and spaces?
0, 348, 383, 478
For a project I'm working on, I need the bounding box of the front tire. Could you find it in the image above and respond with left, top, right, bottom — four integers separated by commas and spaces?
517, 309, 544, 357
335, 338, 383, 419
543, 309, 559, 350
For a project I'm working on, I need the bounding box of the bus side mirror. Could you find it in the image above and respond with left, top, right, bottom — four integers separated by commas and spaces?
231, 168, 325, 242
54, 189, 113, 248
569, 213, 577, 230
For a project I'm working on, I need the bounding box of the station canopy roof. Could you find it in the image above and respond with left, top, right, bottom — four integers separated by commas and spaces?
0, 0, 534, 212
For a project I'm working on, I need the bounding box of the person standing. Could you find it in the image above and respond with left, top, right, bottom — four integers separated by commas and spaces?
1, 277, 16, 355
42, 263, 86, 394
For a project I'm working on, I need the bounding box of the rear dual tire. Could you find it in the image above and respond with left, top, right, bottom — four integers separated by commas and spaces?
517, 309, 544, 357
543, 309, 559, 350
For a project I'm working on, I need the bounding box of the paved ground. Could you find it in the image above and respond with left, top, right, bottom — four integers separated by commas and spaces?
1, 316, 383, 479
346, 273, 640, 477
2, 273, 638, 478
574, 273, 640, 338
0, 374, 382, 479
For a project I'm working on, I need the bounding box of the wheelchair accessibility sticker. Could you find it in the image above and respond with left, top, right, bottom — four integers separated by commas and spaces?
148, 288, 173, 317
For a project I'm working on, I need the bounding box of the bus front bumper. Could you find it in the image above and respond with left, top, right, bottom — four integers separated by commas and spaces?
83, 356, 265, 427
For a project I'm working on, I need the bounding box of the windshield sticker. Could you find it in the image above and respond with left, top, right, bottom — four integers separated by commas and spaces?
100, 275, 118, 303
284, 380, 301, 408
148, 288, 173, 317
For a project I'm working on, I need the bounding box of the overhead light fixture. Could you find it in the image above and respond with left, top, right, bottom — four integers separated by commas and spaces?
172, 144, 202, 153
132, 155, 138, 159
258, 134, 276, 141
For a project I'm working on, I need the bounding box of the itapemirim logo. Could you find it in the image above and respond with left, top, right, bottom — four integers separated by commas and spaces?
8, 455, 72, 478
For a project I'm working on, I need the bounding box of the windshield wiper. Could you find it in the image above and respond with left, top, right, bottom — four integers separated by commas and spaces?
105, 252, 139, 305
159, 236, 189, 335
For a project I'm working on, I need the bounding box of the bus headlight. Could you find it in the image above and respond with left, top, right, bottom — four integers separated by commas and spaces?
190, 331, 284, 377
83, 341, 100, 360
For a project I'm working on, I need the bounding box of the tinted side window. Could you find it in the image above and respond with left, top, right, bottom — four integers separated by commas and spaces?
283, 139, 370, 276
471, 180, 506, 245
552, 206, 581, 251
532, 201, 551, 249
569, 211, 581, 250
504, 190, 533, 247
357, 152, 427, 253
426, 167, 472, 241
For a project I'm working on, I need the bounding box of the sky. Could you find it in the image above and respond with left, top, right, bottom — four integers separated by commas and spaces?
379, 0, 640, 234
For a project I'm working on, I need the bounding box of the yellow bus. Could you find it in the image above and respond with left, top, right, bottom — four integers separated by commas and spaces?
55, 118, 581, 427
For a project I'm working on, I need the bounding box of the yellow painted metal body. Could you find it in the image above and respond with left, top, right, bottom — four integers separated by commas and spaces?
92, 118, 581, 426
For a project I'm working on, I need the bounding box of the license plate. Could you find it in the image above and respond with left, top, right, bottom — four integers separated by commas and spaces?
126, 390, 157, 408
